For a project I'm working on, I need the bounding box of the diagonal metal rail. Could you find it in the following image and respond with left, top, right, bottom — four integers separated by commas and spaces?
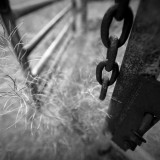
24, 3, 72, 55
40, 33, 73, 93
12, 0, 62, 19
0, 0, 158, 159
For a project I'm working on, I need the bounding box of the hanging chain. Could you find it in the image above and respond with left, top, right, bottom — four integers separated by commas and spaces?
96, 0, 133, 100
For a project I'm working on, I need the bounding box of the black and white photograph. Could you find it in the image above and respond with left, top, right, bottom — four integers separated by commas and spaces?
0, 0, 159, 159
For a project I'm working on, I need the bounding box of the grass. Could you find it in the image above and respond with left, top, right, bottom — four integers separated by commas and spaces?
0, 3, 111, 158
0, 45, 109, 160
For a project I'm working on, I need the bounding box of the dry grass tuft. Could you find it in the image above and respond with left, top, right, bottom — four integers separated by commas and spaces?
0, 34, 110, 159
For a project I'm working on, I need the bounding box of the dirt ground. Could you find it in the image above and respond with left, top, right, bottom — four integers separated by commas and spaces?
0, 0, 160, 160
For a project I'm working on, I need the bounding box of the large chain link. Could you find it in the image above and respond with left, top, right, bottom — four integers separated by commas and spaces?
96, 0, 133, 100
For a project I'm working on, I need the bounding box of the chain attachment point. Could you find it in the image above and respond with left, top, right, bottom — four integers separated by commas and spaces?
96, 60, 119, 85
115, 0, 130, 21
101, 4, 133, 48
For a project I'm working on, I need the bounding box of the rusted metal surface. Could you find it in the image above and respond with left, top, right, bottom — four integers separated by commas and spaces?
12, 0, 61, 19
0, 0, 77, 108
99, 76, 110, 100
44, 33, 73, 93
111, 76, 160, 150
104, 0, 160, 151
24, 3, 72, 55
0, 0, 76, 72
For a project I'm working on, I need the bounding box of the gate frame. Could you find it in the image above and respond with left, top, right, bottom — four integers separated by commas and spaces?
105, 0, 160, 155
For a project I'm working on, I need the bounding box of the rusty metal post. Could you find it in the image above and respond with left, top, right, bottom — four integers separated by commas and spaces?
81, 0, 87, 33
12, 0, 61, 19
104, 0, 160, 151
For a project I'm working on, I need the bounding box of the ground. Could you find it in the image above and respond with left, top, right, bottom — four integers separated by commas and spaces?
0, 0, 160, 160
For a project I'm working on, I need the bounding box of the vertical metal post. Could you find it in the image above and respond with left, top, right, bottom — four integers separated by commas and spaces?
72, 0, 77, 32
104, 0, 160, 151
0, 0, 29, 73
81, 0, 87, 33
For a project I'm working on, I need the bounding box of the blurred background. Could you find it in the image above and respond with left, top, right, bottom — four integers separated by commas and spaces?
0, 0, 160, 160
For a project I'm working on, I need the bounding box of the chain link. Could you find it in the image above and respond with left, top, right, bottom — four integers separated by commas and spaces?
101, 4, 133, 48
115, 0, 130, 21
96, 61, 119, 86
96, 0, 133, 100
99, 76, 109, 100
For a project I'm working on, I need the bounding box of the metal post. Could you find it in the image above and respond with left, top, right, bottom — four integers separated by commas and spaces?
0, 0, 29, 73
32, 18, 73, 76
0, 0, 41, 106
24, 4, 72, 55
81, 0, 87, 33
72, 0, 77, 32
13, 0, 61, 19
104, 0, 160, 151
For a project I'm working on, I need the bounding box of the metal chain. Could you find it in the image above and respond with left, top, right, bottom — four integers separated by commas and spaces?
96, 0, 133, 100
115, 0, 130, 21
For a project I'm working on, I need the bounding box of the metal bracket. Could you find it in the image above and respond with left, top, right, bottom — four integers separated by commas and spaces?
107, 75, 160, 150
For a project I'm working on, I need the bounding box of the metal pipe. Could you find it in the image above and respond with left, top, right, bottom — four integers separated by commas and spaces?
41, 33, 73, 93
32, 17, 73, 76
24, 3, 72, 55
12, 0, 61, 19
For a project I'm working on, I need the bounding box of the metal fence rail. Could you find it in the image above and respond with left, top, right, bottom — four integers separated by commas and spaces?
13, 0, 61, 19
40, 33, 73, 93
0, 0, 76, 75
